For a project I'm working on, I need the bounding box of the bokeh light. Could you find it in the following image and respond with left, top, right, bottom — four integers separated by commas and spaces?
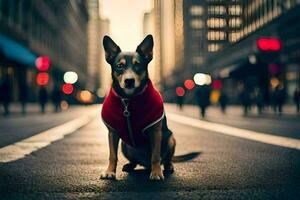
36, 72, 49, 86
62, 83, 74, 95
78, 90, 94, 103
210, 90, 220, 104
63, 71, 78, 84
176, 87, 185, 97
35, 56, 50, 71
184, 79, 195, 90
212, 80, 222, 90
194, 73, 212, 85
60, 100, 69, 110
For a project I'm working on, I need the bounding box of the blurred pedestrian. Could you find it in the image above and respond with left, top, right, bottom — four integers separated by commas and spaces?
19, 84, 28, 115
293, 87, 300, 114
0, 75, 12, 116
239, 88, 251, 116
38, 86, 48, 113
273, 85, 285, 116
177, 95, 184, 110
255, 88, 264, 115
219, 90, 228, 114
195, 85, 210, 118
51, 85, 62, 112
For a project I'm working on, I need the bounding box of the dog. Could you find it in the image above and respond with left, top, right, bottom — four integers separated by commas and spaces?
100, 35, 176, 181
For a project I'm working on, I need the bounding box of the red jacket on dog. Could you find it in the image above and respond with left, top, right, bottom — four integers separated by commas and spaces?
101, 81, 164, 147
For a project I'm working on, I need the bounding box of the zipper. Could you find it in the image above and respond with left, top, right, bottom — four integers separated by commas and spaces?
121, 99, 136, 147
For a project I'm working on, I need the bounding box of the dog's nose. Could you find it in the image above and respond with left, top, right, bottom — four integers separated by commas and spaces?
124, 78, 135, 89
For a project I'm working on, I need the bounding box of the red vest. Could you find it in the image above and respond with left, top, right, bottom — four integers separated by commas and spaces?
101, 81, 164, 147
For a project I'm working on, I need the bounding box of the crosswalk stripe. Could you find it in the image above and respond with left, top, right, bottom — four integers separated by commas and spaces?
167, 112, 300, 150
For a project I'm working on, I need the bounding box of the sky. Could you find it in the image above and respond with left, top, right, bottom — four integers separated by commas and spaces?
101, 0, 153, 51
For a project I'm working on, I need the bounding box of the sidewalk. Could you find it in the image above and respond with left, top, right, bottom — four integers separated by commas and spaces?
165, 103, 300, 120
0, 103, 84, 119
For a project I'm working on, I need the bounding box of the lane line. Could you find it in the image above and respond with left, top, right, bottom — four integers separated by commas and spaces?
0, 113, 97, 163
167, 112, 300, 150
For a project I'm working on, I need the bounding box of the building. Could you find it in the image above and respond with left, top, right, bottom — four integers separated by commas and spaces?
87, 0, 101, 92
153, 0, 182, 98
0, 0, 89, 103
183, 0, 242, 75
207, 0, 300, 103
98, 18, 110, 95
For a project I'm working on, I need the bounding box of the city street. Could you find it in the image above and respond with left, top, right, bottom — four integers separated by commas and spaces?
1, 104, 300, 199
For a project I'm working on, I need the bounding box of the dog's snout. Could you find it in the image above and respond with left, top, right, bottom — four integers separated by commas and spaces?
124, 78, 135, 88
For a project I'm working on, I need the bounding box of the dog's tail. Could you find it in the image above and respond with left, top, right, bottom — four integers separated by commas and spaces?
172, 152, 200, 163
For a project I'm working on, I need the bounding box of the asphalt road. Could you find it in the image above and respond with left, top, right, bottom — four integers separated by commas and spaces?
0, 105, 300, 199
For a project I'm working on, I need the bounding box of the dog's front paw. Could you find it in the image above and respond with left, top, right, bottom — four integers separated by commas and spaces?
100, 171, 116, 180
149, 168, 164, 181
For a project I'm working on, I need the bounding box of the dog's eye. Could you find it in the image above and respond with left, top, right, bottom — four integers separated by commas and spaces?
116, 64, 124, 68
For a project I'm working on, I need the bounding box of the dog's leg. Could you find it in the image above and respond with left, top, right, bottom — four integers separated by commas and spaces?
148, 121, 164, 180
121, 142, 137, 172
100, 130, 119, 180
163, 135, 176, 174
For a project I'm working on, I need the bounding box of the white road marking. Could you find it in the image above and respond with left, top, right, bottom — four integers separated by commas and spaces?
167, 112, 300, 150
0, 113, 97, 163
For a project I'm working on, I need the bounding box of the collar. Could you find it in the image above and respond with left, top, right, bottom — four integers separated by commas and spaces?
111, 81, 151, 100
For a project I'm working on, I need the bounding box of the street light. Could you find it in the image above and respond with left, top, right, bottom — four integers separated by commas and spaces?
63, 71, 78, 84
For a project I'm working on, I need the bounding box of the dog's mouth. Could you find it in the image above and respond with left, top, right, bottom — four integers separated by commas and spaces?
123, 87, 136, 95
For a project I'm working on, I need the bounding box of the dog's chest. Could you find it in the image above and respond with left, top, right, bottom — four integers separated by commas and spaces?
101, 81, 164, 147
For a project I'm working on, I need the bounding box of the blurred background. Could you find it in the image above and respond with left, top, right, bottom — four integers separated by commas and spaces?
0, 0, 300, 115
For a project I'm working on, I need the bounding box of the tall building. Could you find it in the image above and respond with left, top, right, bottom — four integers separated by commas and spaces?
183, 0, 242, 75
207, 0, 300, 102
152, 0, 242, 101
98, 18, 110, 94
153, 0, 181, 96
0, 0, 89, 102
87, 0, 101, 92
143, 10, 157, 84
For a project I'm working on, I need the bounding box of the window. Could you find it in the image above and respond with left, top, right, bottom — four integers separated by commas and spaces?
208, 6, 226, 15
229, 17, 242, 28
207, 31, 226, 41
190, 19, 204, 29
228, 5, 242, 15
192, 56, 204, 65
190, 5, 204, 16
207, 18, 226, 28
208, 43, 222, 52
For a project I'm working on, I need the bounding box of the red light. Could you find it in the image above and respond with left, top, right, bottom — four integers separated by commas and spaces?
184, 79, 195, 90
212, 80, 222, 89
35, 56, 50, 71
257, 38, 282, 51
176, 87, 185, 97
62, 84, 74, 95
36, 72, 49, 86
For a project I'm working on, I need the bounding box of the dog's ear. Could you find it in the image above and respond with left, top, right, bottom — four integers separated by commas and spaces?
103, 35, 121, 64
136, 34, 153, 63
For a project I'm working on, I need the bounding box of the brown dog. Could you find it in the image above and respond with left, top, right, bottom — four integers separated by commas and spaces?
100, 35, 176, 180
